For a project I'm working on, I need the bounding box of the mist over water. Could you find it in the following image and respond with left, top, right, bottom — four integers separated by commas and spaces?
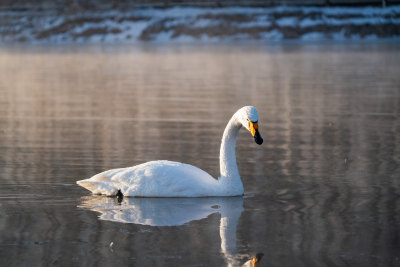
0, 43, 399, 266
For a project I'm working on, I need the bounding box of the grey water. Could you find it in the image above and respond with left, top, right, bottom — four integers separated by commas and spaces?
0, 43, 399, 266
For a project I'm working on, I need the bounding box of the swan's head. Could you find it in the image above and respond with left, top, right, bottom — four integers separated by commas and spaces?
236, 106, 263, 145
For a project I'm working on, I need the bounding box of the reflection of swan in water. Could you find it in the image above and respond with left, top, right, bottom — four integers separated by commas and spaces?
242, 253, 264, 267
78, 196, 244, 266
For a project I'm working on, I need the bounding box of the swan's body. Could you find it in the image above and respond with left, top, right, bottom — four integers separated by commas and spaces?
78, 160, 242, 197
77, 106, 263, 197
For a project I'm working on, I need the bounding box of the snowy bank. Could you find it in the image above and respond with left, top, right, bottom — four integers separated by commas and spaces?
1, 6, 400, 43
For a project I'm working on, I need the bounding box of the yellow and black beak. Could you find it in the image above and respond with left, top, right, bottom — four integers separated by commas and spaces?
249, 121, 263, 145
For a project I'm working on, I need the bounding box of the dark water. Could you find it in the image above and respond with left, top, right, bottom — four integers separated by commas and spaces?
0, 43, 399, 266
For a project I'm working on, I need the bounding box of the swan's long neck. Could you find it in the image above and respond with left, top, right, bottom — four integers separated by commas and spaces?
219, 115, 241, 180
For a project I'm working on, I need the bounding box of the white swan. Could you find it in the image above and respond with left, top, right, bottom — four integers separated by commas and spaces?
76, 106, 263, 197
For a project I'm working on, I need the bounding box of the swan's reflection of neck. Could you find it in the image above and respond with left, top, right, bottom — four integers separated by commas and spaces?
219, 198, 243, 267
78, 196, 244, 265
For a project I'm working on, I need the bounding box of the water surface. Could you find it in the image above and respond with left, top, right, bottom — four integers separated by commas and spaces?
0, 43, 399, 266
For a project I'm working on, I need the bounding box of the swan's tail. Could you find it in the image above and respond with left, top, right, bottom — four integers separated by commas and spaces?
76, 177, 119, 196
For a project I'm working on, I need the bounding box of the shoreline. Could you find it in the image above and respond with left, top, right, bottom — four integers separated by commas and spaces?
1, 5, 399, 43
0, 0, 399, 10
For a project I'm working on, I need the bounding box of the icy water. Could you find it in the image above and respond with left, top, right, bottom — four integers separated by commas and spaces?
0, 43, 399, 266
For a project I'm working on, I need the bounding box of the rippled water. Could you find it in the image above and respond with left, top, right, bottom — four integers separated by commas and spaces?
0, 43, 399, 266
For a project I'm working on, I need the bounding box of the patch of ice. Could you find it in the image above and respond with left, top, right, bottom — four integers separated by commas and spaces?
299, 18, 319, 28
171, 34, 198, 43
190, 18, 221, 28
332, 29, 348, 41
198, 34, 223, 43
229, 33, 254, 40
122, 21, 149, 40
364, 34, 378, 40
301, 32, 326, 41
260, 29, 283, 41
300, 17, 400, 28
164, 18, 185, 28
350, 33, 361, 40
276, 17, 298, 27
320, 5, 400, 16
153, 30, 174, 42
237, 16, 272, 28
136, 7, 263, 19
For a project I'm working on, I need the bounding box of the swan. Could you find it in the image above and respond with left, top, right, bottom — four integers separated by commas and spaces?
76, 106, 263, 197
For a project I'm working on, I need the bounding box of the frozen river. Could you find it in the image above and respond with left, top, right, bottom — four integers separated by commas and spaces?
0, 43, 399, 266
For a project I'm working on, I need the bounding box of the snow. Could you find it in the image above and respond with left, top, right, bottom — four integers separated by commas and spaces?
301, 32, 326, 41
276, 17, 299, 27
260, 29, 284, 41
1, 5, 399, 43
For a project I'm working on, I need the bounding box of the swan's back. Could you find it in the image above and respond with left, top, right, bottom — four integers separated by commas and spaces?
77, 160, 219, 197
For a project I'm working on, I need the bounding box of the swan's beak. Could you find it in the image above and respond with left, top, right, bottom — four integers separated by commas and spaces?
249, 121, 263, 145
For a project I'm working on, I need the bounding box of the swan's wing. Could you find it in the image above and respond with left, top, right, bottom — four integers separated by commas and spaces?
77, 161, 218, 197
117, 161, 218, 197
